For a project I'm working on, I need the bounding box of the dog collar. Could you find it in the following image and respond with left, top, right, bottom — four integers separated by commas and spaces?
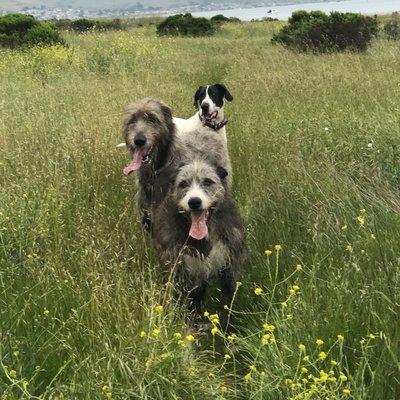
199, 114, 228, 131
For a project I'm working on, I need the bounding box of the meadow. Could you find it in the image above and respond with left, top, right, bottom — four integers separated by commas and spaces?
0, 21, 399, 399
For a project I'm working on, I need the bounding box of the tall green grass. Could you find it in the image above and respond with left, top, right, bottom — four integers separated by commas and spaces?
0, 22, 399, 399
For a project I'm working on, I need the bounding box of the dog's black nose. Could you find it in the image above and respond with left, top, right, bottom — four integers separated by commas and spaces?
133, 133, 147, 147
201, 103, 209, 114
188, 197, 202, 210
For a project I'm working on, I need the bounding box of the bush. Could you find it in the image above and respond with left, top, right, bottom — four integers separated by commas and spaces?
0, 13, 65, 48
70, 18, 97, 32
211, 14, 241, 24
384, 14, 400, 40
157, 13, 218, 37
69, 18, 124, 32
272, 10, 378, 53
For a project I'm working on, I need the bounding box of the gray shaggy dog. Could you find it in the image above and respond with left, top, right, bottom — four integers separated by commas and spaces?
122, 98, 232, 229
122, 98, 177, 230
152, 157, 246, 320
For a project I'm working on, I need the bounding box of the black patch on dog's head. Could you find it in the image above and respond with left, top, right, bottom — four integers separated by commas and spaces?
193, 84, 233, 108
193, 86, 207, 107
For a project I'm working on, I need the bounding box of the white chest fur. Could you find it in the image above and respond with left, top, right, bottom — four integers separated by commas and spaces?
173, 115, 228, 144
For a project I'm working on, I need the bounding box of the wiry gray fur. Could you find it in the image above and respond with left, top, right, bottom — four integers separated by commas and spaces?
152, 157, 246, 317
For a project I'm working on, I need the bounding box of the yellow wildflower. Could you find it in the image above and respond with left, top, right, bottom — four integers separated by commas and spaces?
341, 225, 348, 230
370, 234, 376, 240
263, 323, 275, 332
211, 327, 219, 336
296, 263, 303, 271
301, 367, 308, 374
275, 244, 282, 251
337, 334, 344, 341
203, 311, 209, 317
339, 373, 348, 382
265, 250, 272, 256
155, 305, 164, 313
243, 373, 252, 382
254, 287, 263, 296
303, 355, 310, 362
357, 216, 365, 225
139, 331, 146, 338
185, 334, 195, 342
360, 208, 366, 214
152, 328, 160, 337
343, 388, 350, 396
316, 339, 324, 346
227, 334, 237, 342
346, 245, 353, 252
174, 332, 182, 339
318, 352, 327, 361
210, 314, 219, 324
368, 333, 376, 339
330, 360, 338, 366
261, 334, 271, 345
8, 369, 17, 378
224, 354, 231, 360
298, 343, 306, 352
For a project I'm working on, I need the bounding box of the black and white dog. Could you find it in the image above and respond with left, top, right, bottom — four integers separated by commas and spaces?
173, 83, 233, 143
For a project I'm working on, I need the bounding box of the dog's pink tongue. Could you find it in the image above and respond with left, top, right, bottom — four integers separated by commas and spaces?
123, 148, 146, 176
189, 212, 208, 240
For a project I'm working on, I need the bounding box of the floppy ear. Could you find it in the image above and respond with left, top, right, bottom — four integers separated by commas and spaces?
216, 165, 228, 181
193, 86, 203, 108
215, 83, 233, 102
160, 103, 172, 122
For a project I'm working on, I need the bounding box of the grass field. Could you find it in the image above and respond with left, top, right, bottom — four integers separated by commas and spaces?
0, 22, 399, 399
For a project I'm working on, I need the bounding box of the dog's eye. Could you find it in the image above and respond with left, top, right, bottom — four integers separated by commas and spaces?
178, 180, 188, 189
203, 178, 215, 187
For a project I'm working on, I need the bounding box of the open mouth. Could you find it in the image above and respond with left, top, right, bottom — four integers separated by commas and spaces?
200, 111, 218, 125
123, 145, 153, 176
188, 210, 210, 241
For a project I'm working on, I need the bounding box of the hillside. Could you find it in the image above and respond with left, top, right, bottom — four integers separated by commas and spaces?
1, 0, 329, 12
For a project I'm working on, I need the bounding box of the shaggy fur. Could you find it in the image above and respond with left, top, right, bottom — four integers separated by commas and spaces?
178, 129, 232, 188
152, 158, 246, 318
122, 98, 177, 230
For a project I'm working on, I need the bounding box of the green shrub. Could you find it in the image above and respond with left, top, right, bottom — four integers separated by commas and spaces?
69, 18, 124, 33
272, 10, 378, 53
384, 14, 400, 40
0, 13, 65, 48
70, 18, 97, 32
211, 14, 241, 24
157, 13, 218, 37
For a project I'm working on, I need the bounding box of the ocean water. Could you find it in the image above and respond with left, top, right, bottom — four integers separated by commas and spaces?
192, 0, 400, 20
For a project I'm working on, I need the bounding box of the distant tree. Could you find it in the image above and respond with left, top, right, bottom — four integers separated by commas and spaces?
157, 13, 218, 37
0, 13, 65, 48
272, 10, 378, 53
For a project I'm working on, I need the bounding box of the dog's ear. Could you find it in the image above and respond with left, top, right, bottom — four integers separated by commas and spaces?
193, 86, 203, 108
215, 83, 233, 102
216, 165, 228, 181
160, 103, 172, 122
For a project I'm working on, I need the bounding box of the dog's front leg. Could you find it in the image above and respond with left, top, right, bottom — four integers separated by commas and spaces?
218, 267, 236, 332
188, 281, 208, 317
